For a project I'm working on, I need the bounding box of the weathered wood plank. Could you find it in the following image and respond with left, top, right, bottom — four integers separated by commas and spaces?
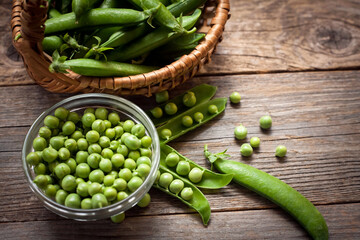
1, 203, 359, 239
1, 0, 360, 86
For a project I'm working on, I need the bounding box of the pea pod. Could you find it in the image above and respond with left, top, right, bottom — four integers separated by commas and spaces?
48, 9, 62, 18
156, 33, 205, 54
148, 84, 217, 126
128, 0, 186, 33
161, 144, 233, 189
106, 8, 201, 62
72, 0, 101, 21
167, 0, 207, 17
45, 8, 159, 35
157, 97, 227, 144
153, 165, 211, 225
204, 146, 329, 240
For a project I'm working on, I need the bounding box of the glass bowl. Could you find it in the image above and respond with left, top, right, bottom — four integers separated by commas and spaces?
22, 93, 160, 221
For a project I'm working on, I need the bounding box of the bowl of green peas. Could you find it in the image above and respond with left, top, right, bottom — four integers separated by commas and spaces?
22, 93, 160, 221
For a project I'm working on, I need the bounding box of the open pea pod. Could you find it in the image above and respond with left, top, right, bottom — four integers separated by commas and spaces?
148, 84, 217, 127
157, 97, 227, 144
153, 165, 211, 225
161, 144, 233, 189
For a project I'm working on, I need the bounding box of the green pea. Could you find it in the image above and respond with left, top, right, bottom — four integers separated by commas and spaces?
165, 152, 179, 167
131, 124, 146, 138
234, 125, 247, 140
89, 169, 105, 183
229, 91, 241, 104
33, 137, 47, 151
88, 182, 102, 196
58, 147, 71, 161
150, 107, 163, 118
124, 135, 141, 150
101, 148, 114, 159
42, 147, 58, 163
92, 119, 106, 134
99, 136, 111, 148
34, 163, 47, 175
155, 90, 169, 103
259, 115, 272, 129
154, 170, 161, 184
275, 145, 287, 157
127, 176, 143, 192
91, 193, 108, 208
117, 191, 129, 201
82, 112, 96, 128
65, 158, 77, 174
76, 163, 91, 178
160, 128, 172, 140
140, 136, 152, 148
116, 144, 129, 157
119, 168, 132, 181
183, 91, 196, 107
61, 175, 77, 192
81, 198, 93, 209
39, 126, 52, 139
103, 187, 117, 202
64, 138, 77, 153
55, 189, 68, 205
180, 187, 193, 201
99, 158, 113, 173
120, 132, 131, 144
135, 163, 151, 178
62, 121, 76, 135
88, 143, 102, 154
111, 212, 125, 223
95, 107, 108, 120
49, 136, 65, 150
105, 128, 116, 139
44, 115, 60, 129
34, 174, 49, 189
108, 170, 118, 178
123, 120, 135, 132
70, 131, 82, 141
54, 163, 71, 179
108, 112, 120, 126
137, 193, 151, 207
76, 151, 89, 164
111, 153, 125, 168
103, 175, 115, 187
124, 158, 137, 171
136, 156, 151, 167
114, 126, 124, 139
77, 182, 89, 197
181, 115, 193, 127
176, 160, 190, 176
109, 140, 120, 151
55, 107, 69, 121
188, 167, 203, 183
168, 179, 184, 194
240, 143, 253, 157
48, 161, 59, 173
140, 148, 152, 158
208, 104, 218, 114
26, 152, 41, 166
193, 112, 204, 123
84, 108, 95, 114
86, 130, 100, 143
113, 178, 127, 191
76, 177, 85, 185
67, 111, 80, 124
45, 184, 57, 197
77, 138, 89, 151
128, 150, 140, 161
250, 137, 261, 148
159, 173, 173, 189
164, 102, 178, 115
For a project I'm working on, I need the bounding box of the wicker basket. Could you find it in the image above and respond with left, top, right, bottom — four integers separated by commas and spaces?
11, 0, 230, 96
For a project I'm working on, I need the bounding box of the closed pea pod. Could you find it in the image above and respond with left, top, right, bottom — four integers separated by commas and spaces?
204, 145, 328, 240
157, 98, 227, 144
160, 145, 232, 189
153, 165, 210, 226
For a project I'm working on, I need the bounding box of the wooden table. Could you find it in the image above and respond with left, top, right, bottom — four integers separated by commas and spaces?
1, 0, 360, 239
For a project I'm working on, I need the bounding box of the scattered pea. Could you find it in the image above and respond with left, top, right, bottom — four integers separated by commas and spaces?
234, 125, 247, 140
259, 115, 272, 129
111, 212, 125, 223
240, 143, 253, 157
229, 92, 241, 104
250, 137, 261, 148
275, 145, 287, 157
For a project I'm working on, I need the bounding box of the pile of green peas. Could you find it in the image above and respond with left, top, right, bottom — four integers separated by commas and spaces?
26, 106, 153, 213
164, 152, 204, 184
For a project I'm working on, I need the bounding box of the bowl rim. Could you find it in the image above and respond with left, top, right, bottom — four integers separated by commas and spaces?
22, 93, 160, 220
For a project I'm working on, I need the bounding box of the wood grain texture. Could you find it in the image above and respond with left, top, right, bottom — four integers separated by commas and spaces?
1, 203, 359, 239
1, 0, 360, 86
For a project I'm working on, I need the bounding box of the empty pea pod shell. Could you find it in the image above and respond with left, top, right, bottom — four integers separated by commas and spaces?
161, 144, 233, 189
153, 165, 211, 226
157, 97, 227, 144
149, 84, 217, 127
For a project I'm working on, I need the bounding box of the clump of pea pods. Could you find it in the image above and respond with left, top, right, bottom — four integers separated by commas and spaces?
43, 0, 209, 77
26, 106, 154, 223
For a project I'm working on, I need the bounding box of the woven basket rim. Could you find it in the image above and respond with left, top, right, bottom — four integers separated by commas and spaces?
11, 0, 230, 96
